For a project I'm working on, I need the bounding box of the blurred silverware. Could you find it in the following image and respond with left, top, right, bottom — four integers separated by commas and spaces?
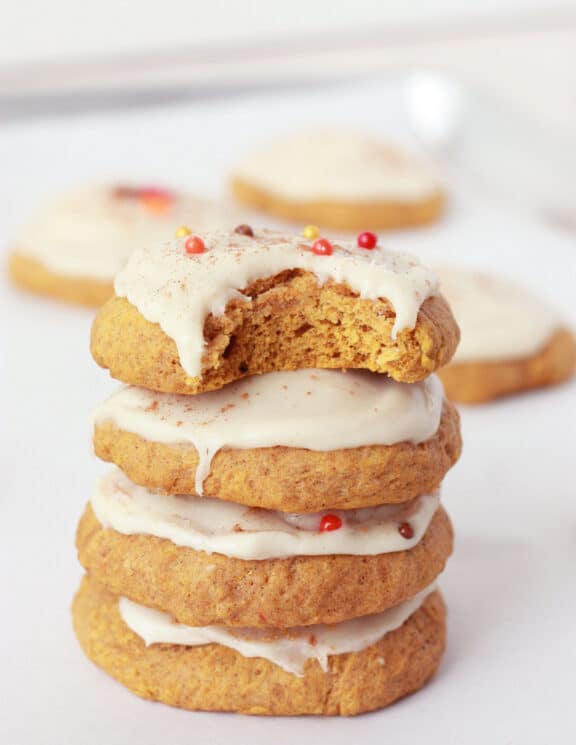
403, 71, 576, 231
403, 72, 466, 161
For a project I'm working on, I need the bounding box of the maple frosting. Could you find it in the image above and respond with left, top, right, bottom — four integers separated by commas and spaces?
94, 369, 444, 494
92, 469, 439, 560
114, 229, 439, 377
436, 267, 559, 363
233, 130, 442, 202
119, 583, 436, 676
15, 185, 245, 279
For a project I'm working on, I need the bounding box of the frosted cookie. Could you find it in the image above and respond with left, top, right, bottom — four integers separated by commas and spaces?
90, 229, 459, 392
8, 185, 246, 306
76, 475, 453, 627
93, 370, 461, 510
230, 130, 445, 231
436, 267, 576, 403
73, 575, 446, 716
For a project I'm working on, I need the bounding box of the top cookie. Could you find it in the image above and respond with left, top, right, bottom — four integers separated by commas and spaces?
231, 130, 444, 230
90, 228, 459, 393
8, 184, 248, 306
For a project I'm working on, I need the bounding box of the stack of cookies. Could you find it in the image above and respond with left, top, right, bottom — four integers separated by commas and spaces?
73, 227, 462, 716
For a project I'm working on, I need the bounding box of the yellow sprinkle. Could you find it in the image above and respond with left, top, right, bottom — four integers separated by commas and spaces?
175, 225, 192, 238
302, 225, 319, 240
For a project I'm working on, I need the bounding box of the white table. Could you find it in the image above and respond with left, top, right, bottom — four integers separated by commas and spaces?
1, 82, 575, 745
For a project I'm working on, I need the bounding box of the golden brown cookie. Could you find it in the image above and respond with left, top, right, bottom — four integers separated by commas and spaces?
94, 400, 461, 511
8, 252, 112, 307
91, 275, 459, 394
72, 575, 447, 716
230, 131, 445, 231
440, 327, 576, 404
76, 503, 452, 627
231, 176, 444, 232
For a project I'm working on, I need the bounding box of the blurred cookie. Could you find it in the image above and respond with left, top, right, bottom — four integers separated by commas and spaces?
90, 229, 459, 393
8, 185, 246, 306
436, 267, 576, 403
72, 575, 446, 716
8, 253, 113, 306
231, 131, 444, 230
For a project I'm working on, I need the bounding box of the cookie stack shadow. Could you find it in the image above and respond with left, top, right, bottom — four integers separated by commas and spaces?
73, 228, 462, 716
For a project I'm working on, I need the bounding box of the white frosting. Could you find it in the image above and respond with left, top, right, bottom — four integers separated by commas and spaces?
119, 583, 435, 675
436, 267, 559, 363
94, 370, 444, 495
114, 229, 438, 377
92, 469, 439, 560
233, 130, 441, 202
15, 185, 246, 279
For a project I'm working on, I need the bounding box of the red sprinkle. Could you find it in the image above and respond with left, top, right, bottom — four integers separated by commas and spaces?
185, 236, 206, 254
357, 231, 378, 249
319, 513, 343, 532
311, 238, 333, 256
398, 522, 414, 539
139, 186, 173, 200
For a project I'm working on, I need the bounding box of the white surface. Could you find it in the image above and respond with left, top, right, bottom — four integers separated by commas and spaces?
4, 27, 576, 132
3, 1, 575, 64
1, 82, 575, 744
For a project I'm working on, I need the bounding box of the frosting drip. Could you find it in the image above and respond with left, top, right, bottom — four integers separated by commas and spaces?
436, 266, 559, 363
114, 229, 438, 377
119, 583, 436, 675
15, 185, 246, 279
233, 130, 441, 201
92, 469, 439, 560
94, 370, 445, 495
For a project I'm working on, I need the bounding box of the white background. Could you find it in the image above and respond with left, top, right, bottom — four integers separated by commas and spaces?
1, 81, 575, 744
2, 1, 575, 63
2, 2, 576, 128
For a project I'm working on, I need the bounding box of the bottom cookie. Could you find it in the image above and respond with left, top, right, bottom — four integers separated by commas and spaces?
8, 252, 112, 307
72, 576, 447, 716
439, 327, 576, 404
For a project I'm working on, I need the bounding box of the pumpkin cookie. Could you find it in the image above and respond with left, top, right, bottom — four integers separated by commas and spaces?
91, 229, 459, 393
8, 185, 247, 306
230, 130, 445, 231
72, 575, 446, 716
436, 267, 576, 403
93, 370, 461, 510
76, 494, 453, 627
8, 253, 113, 307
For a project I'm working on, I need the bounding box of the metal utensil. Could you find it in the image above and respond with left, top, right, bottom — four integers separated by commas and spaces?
403, 71, 576, 230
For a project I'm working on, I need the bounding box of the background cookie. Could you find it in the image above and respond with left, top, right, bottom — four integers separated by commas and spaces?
436, 266, 576, 403
8, 253, 112, 307
230, 130, 445, 230
72, 575, 447, 716
440, 327, 576, 404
